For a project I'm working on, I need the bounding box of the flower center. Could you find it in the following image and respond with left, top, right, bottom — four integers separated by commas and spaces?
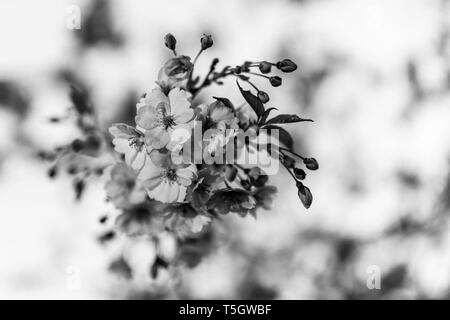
155, 103, 176, 130
128, 136, 144, 151
165, 168, 178, 182
162, 115, 176, 129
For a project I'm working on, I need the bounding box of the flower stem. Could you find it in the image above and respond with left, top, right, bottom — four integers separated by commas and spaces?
244, 71, 270, 79
244, 78, 260, 92
281, 160, 298, 181
280, 147, 305, 160
193, 49, 204, 65
188, 49, 204, 92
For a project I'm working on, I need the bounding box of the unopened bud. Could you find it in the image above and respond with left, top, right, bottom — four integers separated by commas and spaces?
257, 91, 270, 103
200, 34, 213, 50
297, 182, 313, 209
71, 138, 84, 152
269, 76, 282, 87
276, 59, 298, 73
73, 178, 85, 201
85, 135, 102, 151
164, 33, 176, 50
304, 158, 319, 170
67, 165, 78, 175
47, 165, 58, 179
259, 61, 272, 74
294, 168, 306, 180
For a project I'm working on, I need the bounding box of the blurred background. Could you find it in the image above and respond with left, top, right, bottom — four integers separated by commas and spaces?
1, 0, 450, 299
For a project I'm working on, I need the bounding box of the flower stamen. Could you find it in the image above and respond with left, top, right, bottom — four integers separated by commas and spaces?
165, 168, 178, 182
128, 136, 145, 151
162, 115, 176, 129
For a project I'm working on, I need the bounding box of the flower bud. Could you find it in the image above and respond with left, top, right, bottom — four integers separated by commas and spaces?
47, 165, 58, 179
163, 55, 193, 81
259, 61, 272, 74
85, 134, 102, 151
257, 91, 270, 103
297, 182, 313, 209
67, 165, 78, 175
269, 76, 282, 87
293, 168, 306, 180
164, 33, 176, 50
73, 178, 85, 201
304, 158, 319, 170
276, 59, 298, 73
82, 134, 103, 156
71, 138, 84, 152
242, 61, 251, 72
200, 34, 213, 50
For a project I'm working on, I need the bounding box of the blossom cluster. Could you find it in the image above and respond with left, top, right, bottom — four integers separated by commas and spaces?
44, 33, 318, 277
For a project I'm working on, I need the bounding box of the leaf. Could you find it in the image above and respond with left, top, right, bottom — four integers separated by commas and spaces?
258, 107, 278, 126
265, 114, 313, 125
212, 96, 235, 111
236, 80, 265, 118
263, 125, 293, 150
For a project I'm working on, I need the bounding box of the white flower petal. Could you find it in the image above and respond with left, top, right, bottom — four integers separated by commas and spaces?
166, 126, 192, 152
128, 149, 148, 172
112, 137, 131, 154
128, 188, 147, 204
145, 126, 170, 149
152, 181, 172, 203
142, 174, 164, 190
135, 105, 159, 130
169, 183, 181, 202
177, 164, 196, 180
138, 160, 164, 181
168, 87, 191, 117
210, 106, 234, 124
174, 109, 194, 124
139, 87, 169, 110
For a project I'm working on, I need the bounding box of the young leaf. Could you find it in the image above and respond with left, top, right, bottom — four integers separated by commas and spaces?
110, 123, 143, 137
212, 96, 235, 111
264, 125, 293, 150
258, 107, 278, 126
266, 114, 313, 125
236, 80, 265, 118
